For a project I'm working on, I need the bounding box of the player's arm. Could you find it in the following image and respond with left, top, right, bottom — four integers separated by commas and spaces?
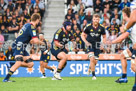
112, 32, 129, 44
54, 32, 64, 48
102, 34, 106, 44
81, 32, 91, 46
126, 10, 136, 30
43, 40, 50, 55
54, 41, 64, 48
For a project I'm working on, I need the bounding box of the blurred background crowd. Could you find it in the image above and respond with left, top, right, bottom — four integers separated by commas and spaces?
64, 0, 132, 54
0, 0, 133, 60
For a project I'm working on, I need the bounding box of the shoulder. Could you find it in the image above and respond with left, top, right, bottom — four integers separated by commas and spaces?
86, 24, 92, 27
99, 24, 105, 29
56, 28, 63, 34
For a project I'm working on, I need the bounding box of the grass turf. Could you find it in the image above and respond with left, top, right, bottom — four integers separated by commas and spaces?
0, 77, 134, 91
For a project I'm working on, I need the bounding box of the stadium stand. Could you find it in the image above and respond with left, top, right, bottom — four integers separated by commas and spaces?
0, 0, 133, 60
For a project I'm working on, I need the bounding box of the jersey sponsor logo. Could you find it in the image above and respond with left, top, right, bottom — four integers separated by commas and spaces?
90, 29, 93, 32
63, 34, 65, 37
90, 33, 100, 37
98, 29, 101, 32
20, 51, 23, 54
55, 34, 59, 39
19, 29, 23, 36
32, 30, 36, 36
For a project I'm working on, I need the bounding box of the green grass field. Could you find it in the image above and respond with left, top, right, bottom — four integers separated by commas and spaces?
0, 77, 134, 91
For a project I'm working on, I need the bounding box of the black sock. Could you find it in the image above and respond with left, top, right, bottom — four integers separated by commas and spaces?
122, 74, 127, 78
61, 62, 67, 71
92, 71, 95, 76
42, 73, 46, 76
51, 69, 54, 71
4, 70, 14, 80
10, 62, 15, 67
57, 68, 62, 73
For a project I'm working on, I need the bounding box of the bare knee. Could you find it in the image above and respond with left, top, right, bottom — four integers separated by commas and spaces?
90, 57, 95, 63
131, 63, 136, 72
28, 62, 34, 68
44, 63, 48, 68
40, 61, 44, 68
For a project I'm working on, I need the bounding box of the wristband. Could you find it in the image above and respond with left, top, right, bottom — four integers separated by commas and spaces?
44, 50, 48, 53
124, 26, 127, 31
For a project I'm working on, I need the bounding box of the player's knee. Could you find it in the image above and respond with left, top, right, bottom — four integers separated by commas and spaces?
59, 55, 67, 62
88, 53, 95, 59
133, 44, 136, 50
40, 61, 44, 67
15, 56, 23, 62
91, 59, 96, 63
28, 62, 34, 68
131, 64, 136, 72
120, 53, 125, 59
44, 63, 48, 68
62, 56, 67, 62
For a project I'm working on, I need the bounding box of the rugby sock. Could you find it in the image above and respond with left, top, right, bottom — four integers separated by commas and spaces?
51, 69, 54, 71
42, 73, 46, 77
57, 68, 62, 73
92, 71, 96, 76
4, 70, 14, 80
61, 62, 67, 71
122, 74, 127, 78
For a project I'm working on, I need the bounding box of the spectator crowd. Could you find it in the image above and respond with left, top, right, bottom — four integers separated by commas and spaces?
65, 0, 132, 54
0, 0, 46, 61
0, 0, 133, 60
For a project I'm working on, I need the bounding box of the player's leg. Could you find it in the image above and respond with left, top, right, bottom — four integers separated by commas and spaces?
40, 61, 46, 78
115, 49, 131, 83
21, 56, 34, 68
88, 52, 97, 79
3, 55, 23, 82
54, 52, 67, 80
20, 50, 34, 68
130, 49, 136, 72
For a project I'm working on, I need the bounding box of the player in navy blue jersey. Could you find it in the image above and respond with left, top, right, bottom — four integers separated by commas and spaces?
3, 13, 44, 82
38, 33, 54, 78
51, 21, 74, 80
81, 14, 106, 80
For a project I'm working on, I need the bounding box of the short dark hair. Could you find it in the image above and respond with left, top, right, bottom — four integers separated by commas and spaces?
31, 13, 41, 21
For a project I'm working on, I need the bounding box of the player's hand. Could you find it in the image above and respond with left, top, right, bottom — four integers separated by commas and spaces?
43, 52, 47, 55
85, 42, 91, 47
59, 44, 64, 49
106, 41, 112, 45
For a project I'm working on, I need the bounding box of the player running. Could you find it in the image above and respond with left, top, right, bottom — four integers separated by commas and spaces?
3, 13, 44, 82
81, 14, 106, 80
51, 21, 74, 80
109, 7, 136, 83
38, 33, 54, 78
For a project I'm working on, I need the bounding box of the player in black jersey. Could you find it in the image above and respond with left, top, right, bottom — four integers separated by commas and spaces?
81, 14, 106, 80
38, 33, 54, 78
3, 13, 44, 82
51, 21, 74, 80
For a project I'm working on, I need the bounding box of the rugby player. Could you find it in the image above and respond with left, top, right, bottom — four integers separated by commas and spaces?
51, 21, 74, 80
38, 33, 54, 78
3, 13, 44, 82
81, 14, 106, 80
